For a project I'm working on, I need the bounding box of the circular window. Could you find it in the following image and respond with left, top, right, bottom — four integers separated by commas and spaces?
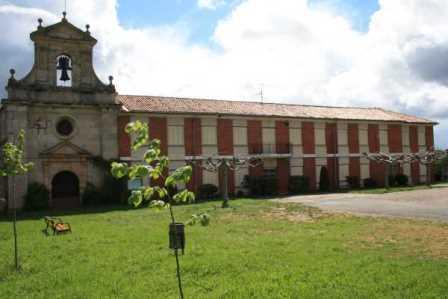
56, 118, 74, 137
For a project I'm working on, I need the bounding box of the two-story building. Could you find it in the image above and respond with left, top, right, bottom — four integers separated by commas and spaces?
1, 15, 436, 210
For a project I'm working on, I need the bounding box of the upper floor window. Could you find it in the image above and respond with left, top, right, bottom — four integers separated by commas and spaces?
56, 54, 72, 87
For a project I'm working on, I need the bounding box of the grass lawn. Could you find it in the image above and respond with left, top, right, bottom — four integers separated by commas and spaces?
1, 199, 448, 298
350, 182, 448, 194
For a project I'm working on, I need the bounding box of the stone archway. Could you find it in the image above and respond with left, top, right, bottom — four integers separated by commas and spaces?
51, 171, 80, 209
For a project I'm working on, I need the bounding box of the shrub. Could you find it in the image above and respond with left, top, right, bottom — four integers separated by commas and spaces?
346, 176, 360, 189
363, 178, 377, 188
388, 175, 396, 187
198, 184, 218, 200
244, 175, 278, 196
319, 166, 330, 192
395, 174, 409, 186
101, 174, 128, 204
24, 182, 49, 210
82, 182, 103, 206
289, 176, 310, 194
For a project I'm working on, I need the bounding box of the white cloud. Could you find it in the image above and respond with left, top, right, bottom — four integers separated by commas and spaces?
197, 0, 225, 10
1, 0, 448, 147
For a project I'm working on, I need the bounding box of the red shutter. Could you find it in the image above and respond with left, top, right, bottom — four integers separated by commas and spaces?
117, 115, 131, 157
218, 119, 235, 194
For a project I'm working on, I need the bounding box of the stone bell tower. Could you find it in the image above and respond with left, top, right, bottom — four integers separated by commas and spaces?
1, 12, 120, 210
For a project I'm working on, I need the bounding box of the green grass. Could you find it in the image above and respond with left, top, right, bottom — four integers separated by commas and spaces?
1, 199, 448, 298
350, 182, 448, 194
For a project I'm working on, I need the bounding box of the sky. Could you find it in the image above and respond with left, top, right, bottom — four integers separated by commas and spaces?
0, 0, 447, 148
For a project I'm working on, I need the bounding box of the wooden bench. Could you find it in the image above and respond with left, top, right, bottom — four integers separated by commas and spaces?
44, 216, 72, 235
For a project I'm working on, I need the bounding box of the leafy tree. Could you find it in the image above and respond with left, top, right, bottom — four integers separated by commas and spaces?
0, 129, 34, 270
111, 120, 206, 299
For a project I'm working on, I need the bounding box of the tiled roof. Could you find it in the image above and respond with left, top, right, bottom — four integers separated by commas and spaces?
118, 95, 435, 124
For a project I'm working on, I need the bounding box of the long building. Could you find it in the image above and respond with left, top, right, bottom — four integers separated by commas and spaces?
1, 15, 436, 209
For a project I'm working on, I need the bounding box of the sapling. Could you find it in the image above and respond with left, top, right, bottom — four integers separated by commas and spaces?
0, 129, 34, 271
111, 121, 208, 299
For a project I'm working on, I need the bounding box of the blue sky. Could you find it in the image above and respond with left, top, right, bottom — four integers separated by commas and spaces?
117, 0, 380, 44
1, 0, 447, 147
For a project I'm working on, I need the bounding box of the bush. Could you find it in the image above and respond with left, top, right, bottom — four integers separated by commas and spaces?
388, 175, 396, 187
244, 175, 278, 196
363, 178, 377, 188
319, 166, 330, 192
289, 176, 310, 194
198, 184, 218, 200
82, 182, 103, 206
346, 176, 360, 189
101, 174, 128, 204
395, 174, 409, 186
24, 182, 49, 210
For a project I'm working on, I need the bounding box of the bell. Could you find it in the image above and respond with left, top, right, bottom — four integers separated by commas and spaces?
60, 69, 70, 81
169, 223, 185, 254
57, 56, 71, 82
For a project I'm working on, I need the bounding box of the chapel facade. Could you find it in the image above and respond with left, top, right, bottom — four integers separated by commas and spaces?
1, 16, 436, 210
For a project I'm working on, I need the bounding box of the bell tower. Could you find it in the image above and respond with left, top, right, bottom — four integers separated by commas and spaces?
1, 13, 120, 210
6, 12, 117, 105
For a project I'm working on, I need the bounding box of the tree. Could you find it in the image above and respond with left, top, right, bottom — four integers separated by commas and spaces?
190, 156, 262, 208
111, 121, 205, 299
363, 153, 413, 189
413, 149, 448, 186
0, 129, 34, 271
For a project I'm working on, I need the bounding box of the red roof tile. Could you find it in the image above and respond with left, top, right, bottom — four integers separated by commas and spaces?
118, 95, 435, 124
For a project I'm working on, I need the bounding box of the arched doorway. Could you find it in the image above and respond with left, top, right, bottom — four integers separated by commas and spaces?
51, 171, 80, 209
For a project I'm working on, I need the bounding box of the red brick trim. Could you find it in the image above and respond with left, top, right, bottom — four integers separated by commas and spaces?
218, 119, 235, 194
117, 115, 131, 157
409, 126, 419, 153
302, 122, 315, 154
277, 159, 290, 195
184, 118, 202, 193
218, 119, 234, 155
247, 120, 263, 155
149, 117, 168, 155
304, 158, 316, 190
349, 157, 361, 179
347, 124, 359, 154
368, 124, 380, 153
275, 121, 290, 154
184, 118, 202, 156
388, 124, 402, 153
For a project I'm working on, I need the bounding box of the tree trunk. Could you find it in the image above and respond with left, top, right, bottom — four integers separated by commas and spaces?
221, 163, 229, 208
11, 176, 19, 271
426, 163, 432, 187
385, 164, 390, 189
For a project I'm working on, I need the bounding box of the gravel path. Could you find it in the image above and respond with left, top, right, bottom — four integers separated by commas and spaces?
274, 187, 448, 222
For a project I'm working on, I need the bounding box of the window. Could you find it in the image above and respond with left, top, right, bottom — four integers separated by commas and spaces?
128, 179, 143, 191
56, 118, 74, 137
56, 54, 72, 87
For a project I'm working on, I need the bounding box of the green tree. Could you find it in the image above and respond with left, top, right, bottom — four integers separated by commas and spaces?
0, 129, 34, 270
111, 120, 205, 299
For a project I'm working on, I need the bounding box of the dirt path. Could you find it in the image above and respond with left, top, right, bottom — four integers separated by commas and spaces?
274, 187, 448, 222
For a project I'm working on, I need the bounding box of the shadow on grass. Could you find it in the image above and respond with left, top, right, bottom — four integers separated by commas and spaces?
0, 204, 134, 222
0, 197, 273, 222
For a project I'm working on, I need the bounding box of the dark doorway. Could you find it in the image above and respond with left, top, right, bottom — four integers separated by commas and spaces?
51, 171, 80, 209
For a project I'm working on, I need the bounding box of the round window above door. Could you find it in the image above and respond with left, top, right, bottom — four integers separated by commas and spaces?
55, 117, 76, 139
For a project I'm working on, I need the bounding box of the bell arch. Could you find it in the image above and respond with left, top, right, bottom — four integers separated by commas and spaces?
56, 54, 72, 87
